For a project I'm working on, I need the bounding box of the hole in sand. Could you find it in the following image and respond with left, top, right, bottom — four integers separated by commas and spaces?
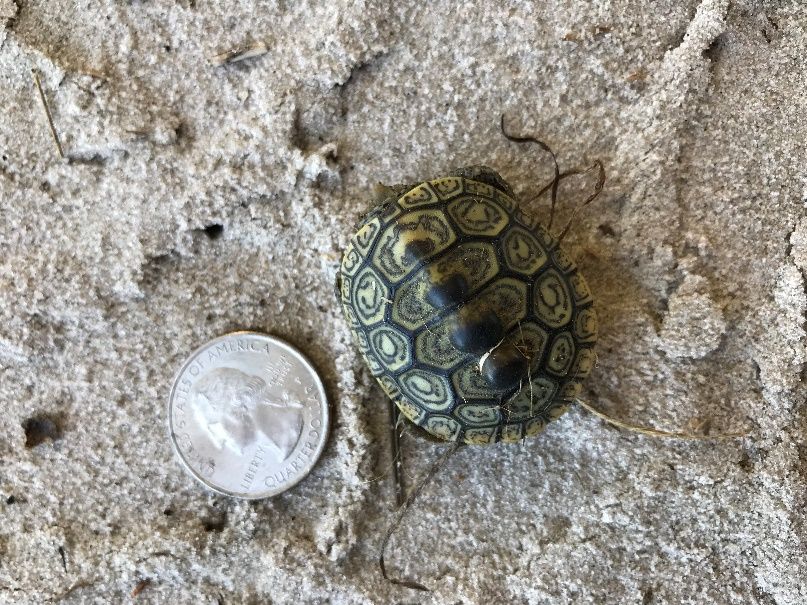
22, 415, 62, 448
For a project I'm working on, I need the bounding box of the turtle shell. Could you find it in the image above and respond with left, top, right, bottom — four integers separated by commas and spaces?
337, 166, 597, 444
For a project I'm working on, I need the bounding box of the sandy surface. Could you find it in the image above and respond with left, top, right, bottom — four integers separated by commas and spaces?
1, 0, 805, 603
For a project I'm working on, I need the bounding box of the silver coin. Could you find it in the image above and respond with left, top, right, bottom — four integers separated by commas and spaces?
168, 331, 329, 499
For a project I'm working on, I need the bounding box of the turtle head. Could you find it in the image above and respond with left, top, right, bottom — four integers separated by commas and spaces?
450, 165, 515, 198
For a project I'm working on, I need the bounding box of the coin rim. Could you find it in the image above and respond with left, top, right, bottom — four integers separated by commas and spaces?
167, 330, 329, 500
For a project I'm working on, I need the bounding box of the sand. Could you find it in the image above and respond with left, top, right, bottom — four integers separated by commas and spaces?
1, 0, 805, 603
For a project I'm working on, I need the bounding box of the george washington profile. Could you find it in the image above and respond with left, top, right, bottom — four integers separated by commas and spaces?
192, 367, 303, 461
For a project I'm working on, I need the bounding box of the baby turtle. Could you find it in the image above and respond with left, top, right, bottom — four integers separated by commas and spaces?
336, 130, 745, 591
336, 165, 598, 445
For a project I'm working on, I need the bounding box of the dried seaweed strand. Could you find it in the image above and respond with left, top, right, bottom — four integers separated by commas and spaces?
380, 441, 461, 592
500, 114, 561, 230
556, 161, 606, 243
500, 114, 607, 241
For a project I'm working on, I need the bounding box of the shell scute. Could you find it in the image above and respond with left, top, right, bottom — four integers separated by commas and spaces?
371, 210, 457, 283
447, 196, 509, 236
533, 269, 574, 329
399, 182, 439, 209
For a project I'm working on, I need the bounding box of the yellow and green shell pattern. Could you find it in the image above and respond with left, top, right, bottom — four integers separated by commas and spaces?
337, 166, 597, 445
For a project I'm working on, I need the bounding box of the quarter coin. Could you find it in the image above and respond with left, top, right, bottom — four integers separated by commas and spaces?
168, 331, 329, 499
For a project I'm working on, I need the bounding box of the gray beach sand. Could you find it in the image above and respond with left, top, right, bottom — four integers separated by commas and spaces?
1, 1, 805, 602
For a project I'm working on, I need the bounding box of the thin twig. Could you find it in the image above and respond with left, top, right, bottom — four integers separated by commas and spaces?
131, 579, 151, 598
575, 398, 750, 440
31, 69, 64, 159
388, 399, 404, 508
58, 545, 67, 572
211, 42, 268, 66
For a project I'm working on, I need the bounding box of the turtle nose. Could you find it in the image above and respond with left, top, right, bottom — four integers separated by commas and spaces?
480, 343, 529, 390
